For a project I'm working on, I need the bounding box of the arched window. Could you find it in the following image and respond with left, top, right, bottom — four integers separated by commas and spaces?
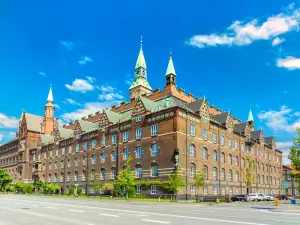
151, 164, 159, 177
221, 152, 225, 163
112, 151, 117, 161
74, 172, 78, 182
136, 146, 142, 158
274, 177, 276, 185
257, 175, 260, 184
234, 156, 238, 166
257, 162, 260, 170
111, 167, 116, 180
220, 168, 225, 181
262, 164, 264, 171
123, 149, 129, 160
228, 154, 232, 165
61, 160, 64, 169
235, 171, 239, 182
61, 173, 64, 182
136, 165, 143, 178
203, 166, 208, 179
190, 144, 195, 157
92, 154, 97, 165
241, 158, 245, 168
68, 159, 71, 168
212, 167, 217, 180
55, 161, 58, 169
55, 173, 58, 182
212, 150, 217, 162
190, 164, 196, 178
228, 169, 233, 181
101, 153, 107, 162
270, 176, 272, 185
91, 169, 96, 181
100, 168, 106, 181
75, 157, 79, 167
262, 175, 264, 184
67, 172, 70, 182
83, 156, 87, 166
151, 144, 158, 157
48, 174, 51, 183
82, 171, 86, 181
202, 148, 208, 160
266, 165, 268, 172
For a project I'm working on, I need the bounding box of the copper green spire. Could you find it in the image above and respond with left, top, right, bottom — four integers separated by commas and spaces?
248, 108, 254, 122
166, 48, 176, 75
135, 35, 147, 70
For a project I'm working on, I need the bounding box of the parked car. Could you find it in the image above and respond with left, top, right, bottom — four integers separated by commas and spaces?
258, 194, 264, 201
248, 193, 262, 201
231, 195, 250, 202
276, 195, 289, 200
287, 194, 293, 200
263, 194, 275, 201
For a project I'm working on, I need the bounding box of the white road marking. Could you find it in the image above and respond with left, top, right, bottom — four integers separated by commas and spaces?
142, 219, 170, 224
98, 213, 119, 218
31, 205, 39, 207
69, 209, 84, 213
27, 212, 45, 217
118, 212, 148, 217
46, 206, 58, 209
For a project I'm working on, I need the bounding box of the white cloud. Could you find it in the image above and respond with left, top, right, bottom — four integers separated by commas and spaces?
65, 78, 95, 93
276, 141, 293, 164
79, 56, 92, 65
60, 41, 74, 50
272, 37, 285, 46
187, 8, 299, 48
64, 98, 81, 106
99, 93, 124, 101
98, 85, 115, 92
86, 76, 96, 83
8, 132, 15, 138
258, 105, 300, 133
39, 72, 46, 76
276, 56, 300, 70
0, 113, 19, 128
54, 104, 60, 109
125, 79, 133, 85
0, 133, 3, 142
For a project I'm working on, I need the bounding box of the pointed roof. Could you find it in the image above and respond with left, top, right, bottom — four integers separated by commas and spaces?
185, 98, 205, 113
57, 127, 74, 139
24, 113, 43, 133
135, 38, 146, 69
104, 110, 122, 123
47, 85, 53, 102
77, 120, 98, 133
211, 112, 230, 125
140, 96, 158, 111
264, 136, 274, 146
248, 108, 254, 122
234, 122, 248, 133
41, 135, 54, 145
166, 51, 176, 75
250, 129, 262, 140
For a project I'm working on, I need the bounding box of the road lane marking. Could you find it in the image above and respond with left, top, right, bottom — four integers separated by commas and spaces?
27, 212, 45, 217
69, 209, 84, 213
46, 207, 58, 209
142, 219, 170, 224
118, 212, 148, 217
31, 205, 39, 207
98, 213, 119, 218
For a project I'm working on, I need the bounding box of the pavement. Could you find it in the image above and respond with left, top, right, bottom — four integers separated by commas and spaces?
1, 195, 300, 225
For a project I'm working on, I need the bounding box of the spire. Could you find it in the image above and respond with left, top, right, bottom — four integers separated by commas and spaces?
248, 107, 254, 122
135, 35, 147, 70
47, 84, 54, 102
166, 48, 176, 75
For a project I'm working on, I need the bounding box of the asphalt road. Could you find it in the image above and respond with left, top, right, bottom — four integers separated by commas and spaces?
1, 195, 300, 225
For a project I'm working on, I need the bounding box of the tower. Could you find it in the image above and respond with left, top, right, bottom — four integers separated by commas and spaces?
165, 48, 176, 87
44, 84, 55, 135
129, 36, 152, 99
247, 107, 254, 130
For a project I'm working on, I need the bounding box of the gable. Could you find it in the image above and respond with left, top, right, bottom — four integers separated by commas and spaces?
200, 101, 210, 119
225, 114, 233, 130
74, 122, 82, 135
132, 98, 147, 117
54, 128, 61, 141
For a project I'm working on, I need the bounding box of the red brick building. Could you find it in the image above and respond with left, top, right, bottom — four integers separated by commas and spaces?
0, 41, 283, 198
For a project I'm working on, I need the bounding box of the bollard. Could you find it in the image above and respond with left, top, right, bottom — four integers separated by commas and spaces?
291, 199, 296, 204
274, 198, 279, 206
216, 199, 220, 204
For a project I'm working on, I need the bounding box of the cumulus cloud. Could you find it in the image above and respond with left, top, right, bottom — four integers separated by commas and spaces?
39, 72, 46, 76
276, 141, 294, 164
272, 37, 285, 46
187, 6, 299, 48
60, 41, 74, 50
79, 56, 92, 65
0, 113, 19, 128
276, 56, 300, 70
86, 76, 96, 83
99, 93, 124, 101
54, 104, 60, 109
64, 98, 81, 106
65, 78, 95, 93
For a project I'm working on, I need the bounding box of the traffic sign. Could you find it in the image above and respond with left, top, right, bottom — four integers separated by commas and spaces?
215, 183, 219, 189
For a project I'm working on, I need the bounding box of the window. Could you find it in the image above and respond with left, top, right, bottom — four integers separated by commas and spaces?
234, 156, 238, 167
151, 144, 158, 157
228, 154, 232, 165
92, 154, 97, 165
136, 167, 143, 178
220, 168, 225, 181
136, 185, 141, 194
62, 148, 65, 156
61, 160, 64, 169
190, 124, 195, 136
190, 144, 195, 157
228, 169, 233, 181
101, 153, 107, 162
234, 141, 238, 149
235, 171, 239, 182
241, 144, 245, 152
213, 187, 217, 195
202, 116, 207, 123
50, 151, 53, 158
56, 149, 58, 157
228, 139, 232, 148
92, 140, 97, 149
221, 152, 225, 163
101, 126, 106, 132
212, 133, 217, 143
257, 175, 260, 184
55, 161, 58, 169
82, 172, 86, 181
151, 124, 158, 136
74, 172, 78, 182
76, 144, 80, 152
112, 135, 117, 145
190, 164, 196, 178
112, 151, 117, 161
68, 159, 71, 168
203, 166, 208, 179
150, 185, 157, 194
202, 147, 208, 160
136, 128, 142, 139
123, 131, 129, 142
212, 167, 217, 180
241, 158, 245, 168
220, 136, 225, 145
221, 187, 226, 196
84, 142, 88, 151
190, 185, 195, 195
111, 168, 116, 180
151, 164, 158, 177
123, 149, 129, 160
212, 150, 217, 161
68, 146, 72, 154
83, 156, 87, 166
203, 186, 208, 195
44, 152, 46, 159
101, 138, 106, 147
101, 169, 106, 180
136, 147, 142, 158
75, 157, 79, 167
202, 129, 208, 140
246, 145, 250, 153
136, 115, 142, 122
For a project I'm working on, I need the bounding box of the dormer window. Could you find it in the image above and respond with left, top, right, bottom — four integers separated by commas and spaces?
101, 126, 106, 132
136, 115, 142, 122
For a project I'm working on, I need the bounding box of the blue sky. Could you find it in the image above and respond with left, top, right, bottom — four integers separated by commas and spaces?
0, 0, 300, 163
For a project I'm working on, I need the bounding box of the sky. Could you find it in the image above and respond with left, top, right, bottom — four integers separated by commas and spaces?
0, 0, 300, 163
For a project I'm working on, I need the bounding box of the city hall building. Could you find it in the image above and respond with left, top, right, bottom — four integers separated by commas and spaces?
0, 40, 283, 198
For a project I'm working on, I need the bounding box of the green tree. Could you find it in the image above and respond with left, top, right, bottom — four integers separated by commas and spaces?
34, 180, 44, 193
15, 182, 24, 193
89, 173, 104, 196
245, 157, 255, 194
113, 156, 136, 198
53, 184, 61, 194
103, 183, 114, 195
0, 169, 12, 192
162, 167, 186, 199
68, 186, 75, 196
194, 169, 205, 202
289, 129, 300, 189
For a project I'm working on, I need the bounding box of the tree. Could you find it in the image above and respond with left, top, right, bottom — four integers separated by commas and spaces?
34, 180, 44, 193
103, 183, 114, 195
162, 167, 186, 199
15, 182, 24, 193
53, 184, 61, 194
289, 129, 300, 189
245, 157, 255, 194
0, 169, 12, 192
113, 156, 136, 198
194, 169, 205, 202
89, 172, 104, 196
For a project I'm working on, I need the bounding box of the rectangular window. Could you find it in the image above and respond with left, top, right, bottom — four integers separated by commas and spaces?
150, 185, 157, 194
92, 140, 97, 149
50, 151, 53, 158
101, 138, 106, 147
84, 142, 88, 151
123, 131, 129, 142
136, 147, 142, 159
234, 141, 238, 149
136, 115, 142, 122
151, 124, 158, 136
246, 145, 250, 153
136, 168, 142, 178
241, 144, 244, 152
101, 126, 106, 132
203, 186, 208, 195
202, 116, 207, 124
190, 185, 195, 194
220, 136, 225, 146
151, 166, 158, 177
190, 124, 195, 136
112, 152, 117, 161
62, 148, 65, 156
221, 187, 225, 196
212, 133, 217, 144
44, 152, 46, 159
136, 128, 142, 140
112, 135, 117, 145
228, 139, 232, 148
76, 144, 80, 152
202, 129, 208, 140
56, 149, 58, 157
136, 185, 141, 194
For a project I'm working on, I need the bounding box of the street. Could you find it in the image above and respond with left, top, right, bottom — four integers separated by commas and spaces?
1, 195, 300, 225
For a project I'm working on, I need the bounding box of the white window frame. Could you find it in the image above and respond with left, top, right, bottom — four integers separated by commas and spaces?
112, 135, 117, 145
151, 144, 158, 157
136, 168, 142, 178
123, 131, 129, 142
136, 147, 142, 159
190, 124, 195, 136
136, 115, 142, 122
101, 138, 106, 147
220, 136, 225, 146
151, 124, 158, 136
136, 128, 142, 140
202, 129, 208, 140
150, 185, 157, 194
136, 185, 141, 194
212, 133, 217, 144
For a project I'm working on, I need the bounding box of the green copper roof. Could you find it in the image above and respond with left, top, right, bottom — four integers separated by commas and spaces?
41, 135, 54, 145
166, 56, 176, 75
58, 127, 74, 139
140, 96, 158, 111
135, 45, 146, 69
248, 109, 254, 121
105, 110, 122, 123
129, 77, 152, 90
